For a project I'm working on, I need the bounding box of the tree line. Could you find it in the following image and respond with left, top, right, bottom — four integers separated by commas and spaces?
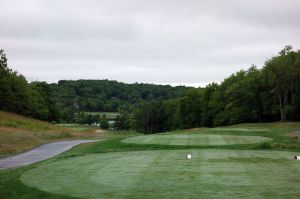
0, 50, 60, 122
1, 46, 299, 133
0, 49, 189, 123
134, 46, 300, 133
75, 112, 132, 130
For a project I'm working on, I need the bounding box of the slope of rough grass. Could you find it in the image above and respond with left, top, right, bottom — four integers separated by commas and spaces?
0, 111, 100, 156
0, 111, 65, 133
58, 124, 99, 132
122, 134, 271, 146
21, 150, 300, 199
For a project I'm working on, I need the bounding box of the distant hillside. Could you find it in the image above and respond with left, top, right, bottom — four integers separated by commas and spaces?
50, 80, 191, 118
1, 48, 191, 123
0, 111, 98, 156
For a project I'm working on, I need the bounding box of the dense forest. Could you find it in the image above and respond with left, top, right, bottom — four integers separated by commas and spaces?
0, 50, 60, 122
50, 79, 190, 121
1, 46, 300, 133
135, 46, 300, 133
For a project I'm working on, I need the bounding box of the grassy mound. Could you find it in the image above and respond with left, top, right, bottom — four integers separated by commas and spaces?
122, 134, 271, 146
21, 149, 300, 199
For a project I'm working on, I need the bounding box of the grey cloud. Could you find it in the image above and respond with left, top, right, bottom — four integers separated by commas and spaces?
1, 0, 300, 86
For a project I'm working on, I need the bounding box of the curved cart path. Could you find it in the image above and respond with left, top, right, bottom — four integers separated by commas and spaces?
0, 140, 100, 169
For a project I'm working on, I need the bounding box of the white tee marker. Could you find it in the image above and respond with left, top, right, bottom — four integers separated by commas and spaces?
295, 155, 300, 160
187, 154, 192, 160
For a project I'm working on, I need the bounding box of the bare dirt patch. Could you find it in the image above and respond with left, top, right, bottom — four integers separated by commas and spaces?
95, 129, 106, 134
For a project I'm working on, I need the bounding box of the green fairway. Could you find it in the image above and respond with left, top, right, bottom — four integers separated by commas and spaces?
211, 127, 271, 132
2, 122, 300, 199
122, 134, 272, 146
21, 150, 300, 199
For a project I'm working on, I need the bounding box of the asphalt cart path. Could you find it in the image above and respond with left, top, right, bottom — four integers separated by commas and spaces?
0, 140, 99, 169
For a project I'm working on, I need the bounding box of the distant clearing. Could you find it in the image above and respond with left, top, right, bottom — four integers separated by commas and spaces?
122, 134, 271, 146
83, 112, 120, 119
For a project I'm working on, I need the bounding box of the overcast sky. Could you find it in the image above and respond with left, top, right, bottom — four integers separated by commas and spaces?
1, 0, 300, 87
